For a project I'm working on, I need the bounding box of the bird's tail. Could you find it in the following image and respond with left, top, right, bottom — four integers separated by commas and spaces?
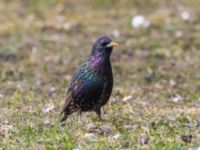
60, 91, 74, 122
60, 109, 71, 122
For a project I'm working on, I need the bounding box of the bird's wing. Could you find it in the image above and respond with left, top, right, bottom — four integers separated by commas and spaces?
62, 75, 104, 113
61, 60, 89, 114
62, 59, 104, 112
61, 90, 73, 114
61, 78, 84, 113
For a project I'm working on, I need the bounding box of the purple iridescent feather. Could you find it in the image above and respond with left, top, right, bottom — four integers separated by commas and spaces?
61, 37, 115, 122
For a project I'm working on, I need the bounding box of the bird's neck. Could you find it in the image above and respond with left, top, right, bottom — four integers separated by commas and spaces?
90, 54, 111, 74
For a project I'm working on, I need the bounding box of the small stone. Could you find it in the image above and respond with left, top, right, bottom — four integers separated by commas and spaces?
122, 142, 129, 149
112, 133, 122, 139
111, 98, 117, 102
154, 82, 163, 89
124, 125, 135, 130
48, 87, 56, 94
169, 79, 177, 87
63, 22, 71, 30
151, 122, 156, 130
139, 133, 149, 145
1, 124, 14, 132
0, 93, 3, 98
171, 94, 183, 103
196, 121, 200, 128
84, 133, 96, 139
182, 134, 192, 143
144, 74, 154, 83
88, 125, 112, 135
131, 15, 150, 28
43, 103, 55, 113
122, 95, 132, 102
44, 117, 50, 124
181, 11, 190, 21
196, 147, 200, 150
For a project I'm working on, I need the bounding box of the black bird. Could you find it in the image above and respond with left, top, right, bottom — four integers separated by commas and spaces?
61, 37, 118, 122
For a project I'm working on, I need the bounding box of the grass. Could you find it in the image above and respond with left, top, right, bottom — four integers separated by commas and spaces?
1, 0, 200, 149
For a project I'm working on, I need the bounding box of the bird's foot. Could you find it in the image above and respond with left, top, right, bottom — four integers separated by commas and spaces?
95, 108, 104, 122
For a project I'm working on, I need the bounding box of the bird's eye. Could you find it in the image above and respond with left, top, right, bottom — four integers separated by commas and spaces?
101, 43, 107, 46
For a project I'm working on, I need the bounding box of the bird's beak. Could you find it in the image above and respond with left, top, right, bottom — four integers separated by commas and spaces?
106, 42, 119, 48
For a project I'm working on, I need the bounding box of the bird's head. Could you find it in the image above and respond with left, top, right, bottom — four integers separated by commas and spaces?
91, 37, 118, 58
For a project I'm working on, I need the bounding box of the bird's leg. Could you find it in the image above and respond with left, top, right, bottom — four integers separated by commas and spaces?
95, 108, 102, 121
78, 110, 83, 123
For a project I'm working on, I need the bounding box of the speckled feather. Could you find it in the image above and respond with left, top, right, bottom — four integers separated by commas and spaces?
61, 37, 116, 122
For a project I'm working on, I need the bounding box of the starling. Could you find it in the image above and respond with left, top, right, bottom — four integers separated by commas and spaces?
61, 37, 118, 122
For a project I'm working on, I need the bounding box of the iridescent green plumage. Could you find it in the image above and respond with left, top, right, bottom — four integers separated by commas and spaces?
61, 37, 118, 122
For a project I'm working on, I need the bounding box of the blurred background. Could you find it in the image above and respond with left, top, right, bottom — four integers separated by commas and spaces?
1, 0, 200, 149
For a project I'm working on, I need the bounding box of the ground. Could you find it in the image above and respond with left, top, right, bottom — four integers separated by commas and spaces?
1, 0, 200, 149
